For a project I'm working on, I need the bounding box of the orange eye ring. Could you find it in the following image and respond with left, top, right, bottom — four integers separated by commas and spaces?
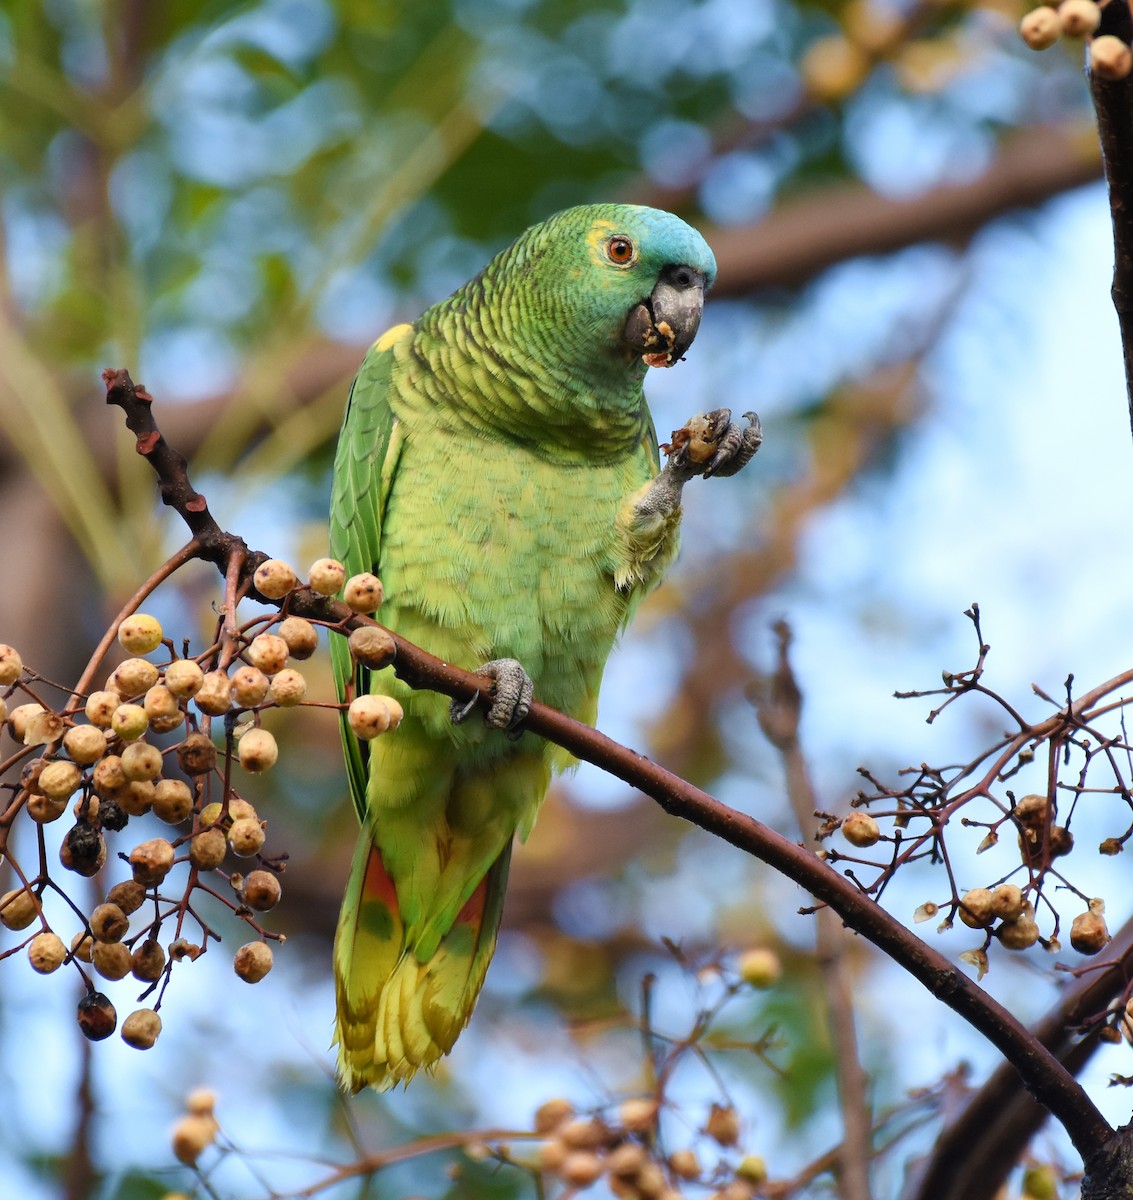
606, 235, 635, 266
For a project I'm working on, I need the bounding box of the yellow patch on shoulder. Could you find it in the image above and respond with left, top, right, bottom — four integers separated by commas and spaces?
373, 323, 413, 353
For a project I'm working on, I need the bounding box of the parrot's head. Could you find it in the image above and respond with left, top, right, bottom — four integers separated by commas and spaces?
501, 203, 717, 376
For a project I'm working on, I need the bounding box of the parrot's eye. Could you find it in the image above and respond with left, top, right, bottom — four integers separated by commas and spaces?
606, 236, 636, 266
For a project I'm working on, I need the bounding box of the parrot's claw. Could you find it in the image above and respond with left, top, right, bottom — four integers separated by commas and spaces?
703, 410, 763, 478
662, 409, 762, 480
450, 658, 534, 736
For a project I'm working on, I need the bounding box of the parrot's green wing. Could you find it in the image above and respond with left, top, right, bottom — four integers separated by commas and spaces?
328, 326, 408, 821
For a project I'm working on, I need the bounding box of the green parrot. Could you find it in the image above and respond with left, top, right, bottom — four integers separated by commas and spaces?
328, 202, 760, 1092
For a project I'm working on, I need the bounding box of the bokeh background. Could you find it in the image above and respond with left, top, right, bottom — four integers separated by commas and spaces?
1, 0, 1131, 1196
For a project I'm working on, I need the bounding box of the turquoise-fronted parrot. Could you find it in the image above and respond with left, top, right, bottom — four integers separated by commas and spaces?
328, 203, 760, 1092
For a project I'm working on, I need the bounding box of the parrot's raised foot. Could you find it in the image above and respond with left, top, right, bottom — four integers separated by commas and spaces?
663, 408, 762, 478
450, 658, 534, 738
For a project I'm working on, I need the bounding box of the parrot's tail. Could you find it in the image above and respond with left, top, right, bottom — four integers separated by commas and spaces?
333, 832, 514, 1093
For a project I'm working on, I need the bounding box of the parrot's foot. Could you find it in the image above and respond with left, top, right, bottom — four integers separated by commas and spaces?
663, 409, 762, 478
450, 658, 534, 738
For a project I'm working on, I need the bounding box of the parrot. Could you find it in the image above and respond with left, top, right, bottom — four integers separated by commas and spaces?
328, 202, 761, 1092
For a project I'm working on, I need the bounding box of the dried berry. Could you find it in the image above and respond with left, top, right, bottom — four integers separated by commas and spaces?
121, 741, 163, 782
92, 755, 129, 799
131, 939, 167, 982
92, 941, 132, 980
98, 797, 129, 831
107, 879, 147, 915
242, 869, 282, 912
348, 695, 393, 739
228, 815, 266, 856
233, 940, 273, 983
77, 991, 117, 1041
84, 690, 120, 727
278, 616, 318, 660
61, 822, 107, 877
113, 658, 160, 698
245, 634, 289, 675
253, 558, 298, 599
27, 931, 66, 973
189, 828, 227, 870
1071, 901, 1110, 955
237, 728, 278, 774
121, 1007, 162, 1049
129, 838, 176, 886
38, 760, 82, 801
997, 915, 1040, 950
231, 665, 270, 708
177, 732, 216, 776
194, 671, 232, 717
308, 557, 346, 595
1019, 5, 1061, 48
958, 887, 995, 929
268, 667, 307, 706
164, 659, 205, 700
63, 723, 108, 765
705, 1103, 740, 1147
669, 1149, 701, 1181
90, 902, 129, 943
990, 884, 1025, 922
348, 625, 397, 669
344, 572, 384, 613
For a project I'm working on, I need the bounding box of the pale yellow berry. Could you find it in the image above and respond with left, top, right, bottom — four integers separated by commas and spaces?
38, 760, 82, 801
111, 703, 149, 742
344, 572, 384, 613
958, 887, 995, 929
800, 35, 870, 102
842, 811, 880, 848
348, 695, 392, 739
237, 728, 278, 774
233, 940, 273, 982
194, 671, 232, 716
1019, 6, 1061, 48
1092, 34, 1133, 79
0, 644, 23, 685
92, 754, 129, 799
28, 931, 66, 973
121, 1007, 162, 1049
85, 690, 120, 728
62, 723, 105, 765
198, 801, 224, 828
308, 557, 346, 595
1059, 0, 1101, 35
376, 695, 403, 729
112, 657, 161, 698
0, 888, 38, 931
738, 947, 782, 988
618, 1097, 658, 1133
121, 740, 164, 782
129, 838, 176, 885
268, 667, 306, 706
118, 614, 164, 656
231, 665, 270, 708
189, 828, 227, 870
348, 626, 396, 669
737, 1155, 768, 1185
92, 940, 131, 980
153, 779, 194, 824
144, 683, 181, 721
253, 558, 298, 599
277, 616, 319, 660
228, 815, 266, 856
171, 1114, 216, 1164
163, 659, 205, 700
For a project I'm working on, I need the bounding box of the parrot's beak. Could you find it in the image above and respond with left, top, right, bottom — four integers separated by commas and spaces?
622, 264, 707, 367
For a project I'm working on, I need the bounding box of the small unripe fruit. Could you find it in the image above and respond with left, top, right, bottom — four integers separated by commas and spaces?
233, 940, 273, 982
171, 1114, 216, 1164
1059, 0, 1101, 35
199, 801, 224, 828
253, 558, 298, 599
121, 1007, 162, 1049
737, 1155, 768, 1185
189, 828, 228, 870
738, 947, 782, 988
118, 613, 164, 655
121, 741, 163, 782
153, 779, 194, 824
38, 760, 82, 801
177, 732, 216, 776
268, 668, 306, 706
607, 1143, 648, 1179
90, 902, 129, 943
997, 915, 1040, 950
308, 557, 346, 595
84, 690, 120, 728
231, 665, 270, 708
0, 644, 23, 684
705, 1103, 740, 1147
1071, 902, 1110, 955
958, 887, 995, 929
560, 1151, 604, 1188
111, 703, 149, 742
559, 1117, 608, 1150
92, 940, 131, 980
990, 884, 1025, 922
842, 811, 880, 847
278, 616, 318, 659
669, 1149, 701, 1180
144, 683, 181, 721
348, 695, 392, 739
28, 931, 66, 973
112, 657, 160, 698
1019, 6, 1060, 48
237, 728, 278, 774
63, 723, 107, 765
618, 1097, 658, 1133
107, 879, 147, 915
228, 815, 266, 856
131, 939, 166, 982
245, 634, 289, 675
129, 838, 176, 885
118, 781, 153, 817
77, 991, 117, 1041
348, 625, 397, 669
194, 671, 232, 716
242, 869, 282, 911
534, 1097, 574, 1133
163, 659, 204, 700
1092, 34, 1133, 80
1022, 1163, 1059, 1200
344, 572, 384, 613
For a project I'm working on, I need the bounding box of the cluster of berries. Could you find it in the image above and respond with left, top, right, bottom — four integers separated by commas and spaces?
1020, 0, 1132, 81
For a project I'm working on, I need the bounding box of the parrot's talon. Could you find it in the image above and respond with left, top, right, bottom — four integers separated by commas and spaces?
452, 658, 534, 733
449, 691, 482, 725
703, 410, 762, 478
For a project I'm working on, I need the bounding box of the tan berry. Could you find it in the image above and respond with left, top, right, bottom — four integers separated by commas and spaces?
997, 915, 1040, 950
63, 724, 107, 765
194, 671, 232, 716
1071, 901, 1110, 955
111, 703, 149, 742
245, 633, 289, 675
378, 695, 403, 729
618, 1097, 658, 1134
1092, 34, 1133, 79
144, 683, 181, 721
0, 695, 6, 724
189, 828, 227, 870
27, 793, 67, 823
534, 1097, 574, 1133
121, 1007, 162, 1049
163, 659, 205, 700
268, 667, 306, 706
559, 1117, 608, 1150
1013, 794, 1048, 826
152, 779, 194, 824
131, 939, 166, 982
705, 1103, 740, 1147
1019, 6, 1060, 48
176, 732, 216, 776
348, 694, 392, 739
607, 1143, 648, 1179
253, 558, 298, 599
278, 616, 319, 660
38, 760, 82, 801
537, 1139, 568, 1170
990, 884, 1025, 922
121, 741, 163, 782
242, 869, 282, 911
308, 557, 347, 595
348, 625, 397, 669
92, 940, 132, 980
112, 658, 160, 698
738, 947, 782, 988
237, 728, 278, 774
1059, 0, 1101, 35
90, 902, 129, 943
171, 1114, 216, 1164
233, 940, 273, 983
118, 614, 164, 655
186, 1088, 217, 1116
92, 754, 129, 799
28, 931, 66, 973
669, 1150, 701, 1181
120, 779, 155, 816
560, 1151, 604, 1188
84, 690, 120, 728
842, 811, 880, 848
0, 644, 23, 685
228, 815, 266, 856
129, 838, 176, 886
107, 879, 147, 915
231, 665, 270, 708
0, 888, 38, 930
70, 931, 94, 962
77, 991, 117, 1041
344, 572, 384, 613
228, 797, 257, 821
958, 887, 995, 929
